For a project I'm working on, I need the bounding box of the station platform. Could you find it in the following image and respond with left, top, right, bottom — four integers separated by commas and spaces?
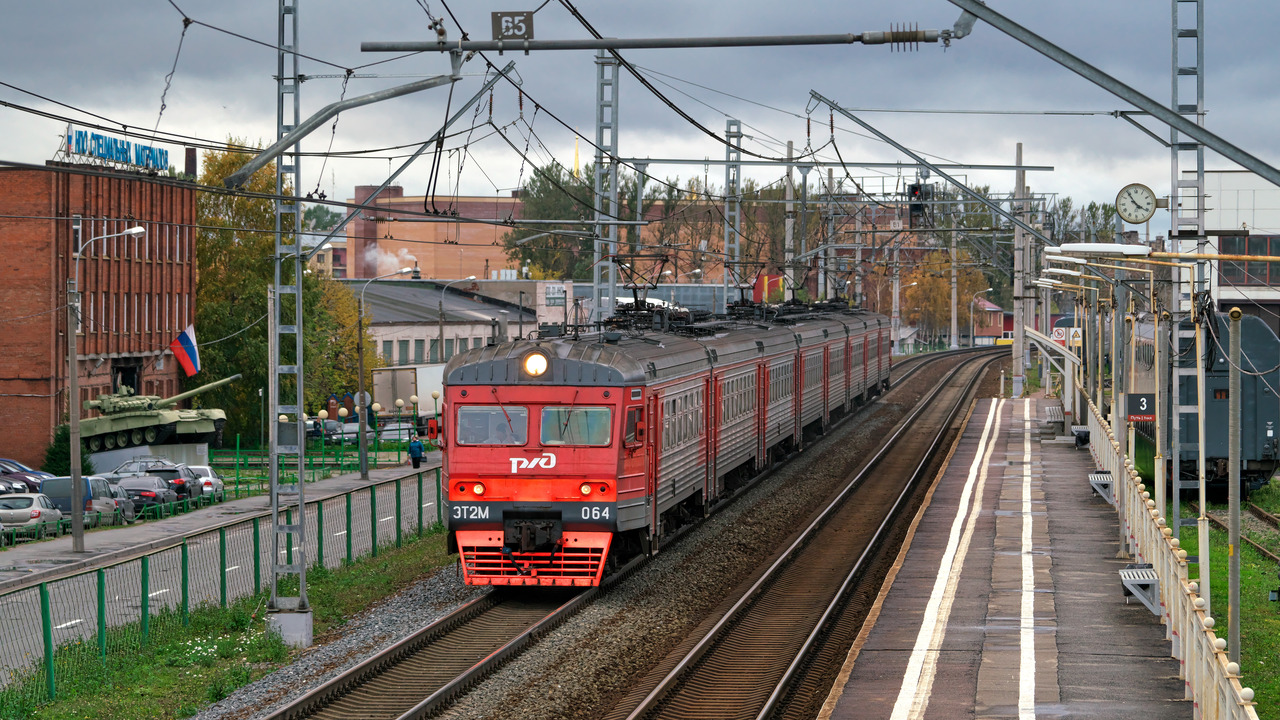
820, 398, 1188, 719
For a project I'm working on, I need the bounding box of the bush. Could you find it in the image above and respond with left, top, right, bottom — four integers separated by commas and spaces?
41, 424, 95, 476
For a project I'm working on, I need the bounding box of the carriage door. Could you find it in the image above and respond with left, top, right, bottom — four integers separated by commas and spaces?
648, 393, 660, 538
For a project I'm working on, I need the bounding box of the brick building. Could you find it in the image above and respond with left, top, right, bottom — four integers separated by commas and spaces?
0, 164, 196, 467
347, 185, 522, 280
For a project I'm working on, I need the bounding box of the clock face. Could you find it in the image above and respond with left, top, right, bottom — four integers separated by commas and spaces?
1116, 183, 1157, 224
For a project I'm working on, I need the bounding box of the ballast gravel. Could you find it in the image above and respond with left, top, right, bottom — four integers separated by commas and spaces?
195, 358, 955, 720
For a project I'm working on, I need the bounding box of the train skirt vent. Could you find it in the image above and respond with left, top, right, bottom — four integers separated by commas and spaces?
456, 530, 611, 587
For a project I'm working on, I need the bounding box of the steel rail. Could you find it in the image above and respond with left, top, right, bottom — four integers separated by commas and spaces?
623, 350, 999, 719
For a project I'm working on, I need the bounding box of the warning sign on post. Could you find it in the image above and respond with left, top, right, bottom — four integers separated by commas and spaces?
1126, 393, 1155, 422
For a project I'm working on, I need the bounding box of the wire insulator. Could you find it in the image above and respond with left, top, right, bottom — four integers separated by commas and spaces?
488, 91, 493, 120
518, 89, 524, 119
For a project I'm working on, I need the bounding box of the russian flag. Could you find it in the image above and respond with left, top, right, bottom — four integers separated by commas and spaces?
170, 325, 200, 377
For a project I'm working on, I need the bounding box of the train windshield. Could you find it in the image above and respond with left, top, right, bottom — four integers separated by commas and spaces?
541, 406, 612, 446
456, 406, 528, 445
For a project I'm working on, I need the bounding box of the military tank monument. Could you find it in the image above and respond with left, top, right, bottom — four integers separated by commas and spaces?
80, 374, 242, 452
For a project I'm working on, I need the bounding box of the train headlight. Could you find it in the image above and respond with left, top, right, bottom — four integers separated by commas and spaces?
473, 483, 485, 496
580, 483, 592, 496
523, 352, 549, 377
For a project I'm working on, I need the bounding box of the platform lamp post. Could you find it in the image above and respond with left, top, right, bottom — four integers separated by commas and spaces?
409, 394, 419, 437
969, 288, 992, 348
356, 267, 418, 481
68, 224, 146, 552
317, 409, 328, 466
439, 276, 477, 364
337, 406, 349, 469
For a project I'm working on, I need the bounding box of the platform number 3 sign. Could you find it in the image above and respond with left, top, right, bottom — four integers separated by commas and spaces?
1126, 393, 1155, 422
491, 12, 533, 41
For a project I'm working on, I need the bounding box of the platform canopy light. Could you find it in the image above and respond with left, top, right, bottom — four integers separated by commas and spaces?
1035, 277, 1063, 285
1054, 242, 1152, 257
1044, 268, 1083, 277
1047, 255, 1088, 265
523, 351, 549, 377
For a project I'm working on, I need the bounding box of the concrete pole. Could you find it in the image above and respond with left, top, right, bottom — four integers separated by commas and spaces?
356, 296, 369, 481
67, 279, 84, 552
1154, 310, 1166, 523
854, 201, 863, 306
1012, 143, 1026, 397
784, 142, 795, 300
825, 168, 835, 301
949, 234, 959, 349
798, 166, 811, 300
1228, 306, 1242, 664
1196, 318, 1210, 615
891, 246, 901, 354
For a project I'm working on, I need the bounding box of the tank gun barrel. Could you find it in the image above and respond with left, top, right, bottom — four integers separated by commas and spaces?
156, 374, 242, 408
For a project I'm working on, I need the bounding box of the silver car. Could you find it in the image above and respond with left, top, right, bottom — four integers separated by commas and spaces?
0, 494, 64, 539
187, 465, 226, 502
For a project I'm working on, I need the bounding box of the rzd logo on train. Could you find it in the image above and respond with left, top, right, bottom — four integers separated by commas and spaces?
510, 452, 557, 473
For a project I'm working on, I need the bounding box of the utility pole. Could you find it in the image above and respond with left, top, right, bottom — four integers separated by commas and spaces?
1011, 143, 1027, 397
949, 232, 959, 349
891, 246, 901, 353
785, 142, 795, 301
1228, 306, 1242, 664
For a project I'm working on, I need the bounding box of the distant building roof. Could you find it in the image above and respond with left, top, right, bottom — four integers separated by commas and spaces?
976, 298, 1002, 312
339, 280, 536, 326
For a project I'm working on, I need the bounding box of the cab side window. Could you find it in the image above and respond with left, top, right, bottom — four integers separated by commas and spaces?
625, 407, 644, 443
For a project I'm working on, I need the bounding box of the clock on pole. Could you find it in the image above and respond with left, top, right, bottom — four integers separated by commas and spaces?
1115, 183, 1157, 224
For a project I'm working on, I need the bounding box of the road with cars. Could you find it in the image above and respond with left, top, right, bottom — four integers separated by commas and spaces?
0, 462, 442, 684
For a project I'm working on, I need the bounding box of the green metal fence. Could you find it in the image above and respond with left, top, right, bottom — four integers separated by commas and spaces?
0, 467, 444, 715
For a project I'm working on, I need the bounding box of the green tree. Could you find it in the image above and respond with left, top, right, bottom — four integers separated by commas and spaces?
502, 163, 597, 279
194, 140, 377, 446
303, 204, 343, 232
42, 424, 95, 475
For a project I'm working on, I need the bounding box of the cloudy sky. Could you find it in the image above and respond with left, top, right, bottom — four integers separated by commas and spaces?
2, 0, 1277, 238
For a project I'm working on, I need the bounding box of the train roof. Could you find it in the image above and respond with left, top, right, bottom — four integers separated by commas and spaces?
444, 308, 888, 387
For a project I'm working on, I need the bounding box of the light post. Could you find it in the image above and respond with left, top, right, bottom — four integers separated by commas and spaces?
439, 276, 477, 363
517, 291, 525, 340
68, 224, 145, 552
371, 402, 383, 466
337, 406, 349, 469
969, 288, 993, 348
357, 267, 417, 481
318, 409, 328, 466
431, 390, 440, 431
409, 394, 420, 437
395, 398, 405, 464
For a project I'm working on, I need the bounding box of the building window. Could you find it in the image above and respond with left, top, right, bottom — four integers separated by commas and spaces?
429, 339, 439, 363
71, 216, 82, 256
143, 295, 149, 332
382, 340, 393, 359
414, 339, 424, 363
444, 339, 455, 360
458, 338, 468, 353
1220, 235, 1280, 287
398, 340, 410, 366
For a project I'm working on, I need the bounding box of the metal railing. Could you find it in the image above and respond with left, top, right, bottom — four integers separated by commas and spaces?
0, 467, 444, 715
1087, 398, 1260, 719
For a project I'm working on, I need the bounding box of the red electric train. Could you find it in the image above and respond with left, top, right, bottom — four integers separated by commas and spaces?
431, 305, 891, 587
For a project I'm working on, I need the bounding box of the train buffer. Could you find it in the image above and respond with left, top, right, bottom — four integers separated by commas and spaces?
1119, 563, 1161, 617
1088, 470, 1115, 506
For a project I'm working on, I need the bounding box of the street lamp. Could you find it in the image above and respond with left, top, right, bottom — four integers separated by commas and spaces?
318, 409, 328, 464
409, 394, 419, 437
68, 224, 145, 553
371, 402, 383, 463
356, 266, 418, 481
970, 288, 992, 348
394, 398, 405, 464
439, 276, 477, 364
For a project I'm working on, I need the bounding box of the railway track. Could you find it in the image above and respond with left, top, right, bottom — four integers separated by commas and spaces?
612, 351, 999, 720
264, 349, 987, 720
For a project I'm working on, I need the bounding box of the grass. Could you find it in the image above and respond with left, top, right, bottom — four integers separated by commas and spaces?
2, 525, 452, 720
1179, 505, 1280, 709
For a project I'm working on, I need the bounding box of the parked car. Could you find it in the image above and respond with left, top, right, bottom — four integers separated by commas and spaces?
186, 465, 226, 502
0, 461, 44, 492
108, 485, 136, 524
332, 421, 375, 444
306, 419, 342, 440
0, 458, 54, 479
0, 494, 65, 539
0, 477, 31, 494
105, 458, 202, 500
118, 476, 178, 510
40, 475, 118, 526
377, 422, 417, 443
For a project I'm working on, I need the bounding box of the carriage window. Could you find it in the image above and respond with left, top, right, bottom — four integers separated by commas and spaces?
542, 406, 612, 446
625, 407, 644, 443
456, 406, 528, 445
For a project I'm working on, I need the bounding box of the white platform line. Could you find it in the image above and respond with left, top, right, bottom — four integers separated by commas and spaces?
1019, 398, 1037, 719
890, 399, 1004, 720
